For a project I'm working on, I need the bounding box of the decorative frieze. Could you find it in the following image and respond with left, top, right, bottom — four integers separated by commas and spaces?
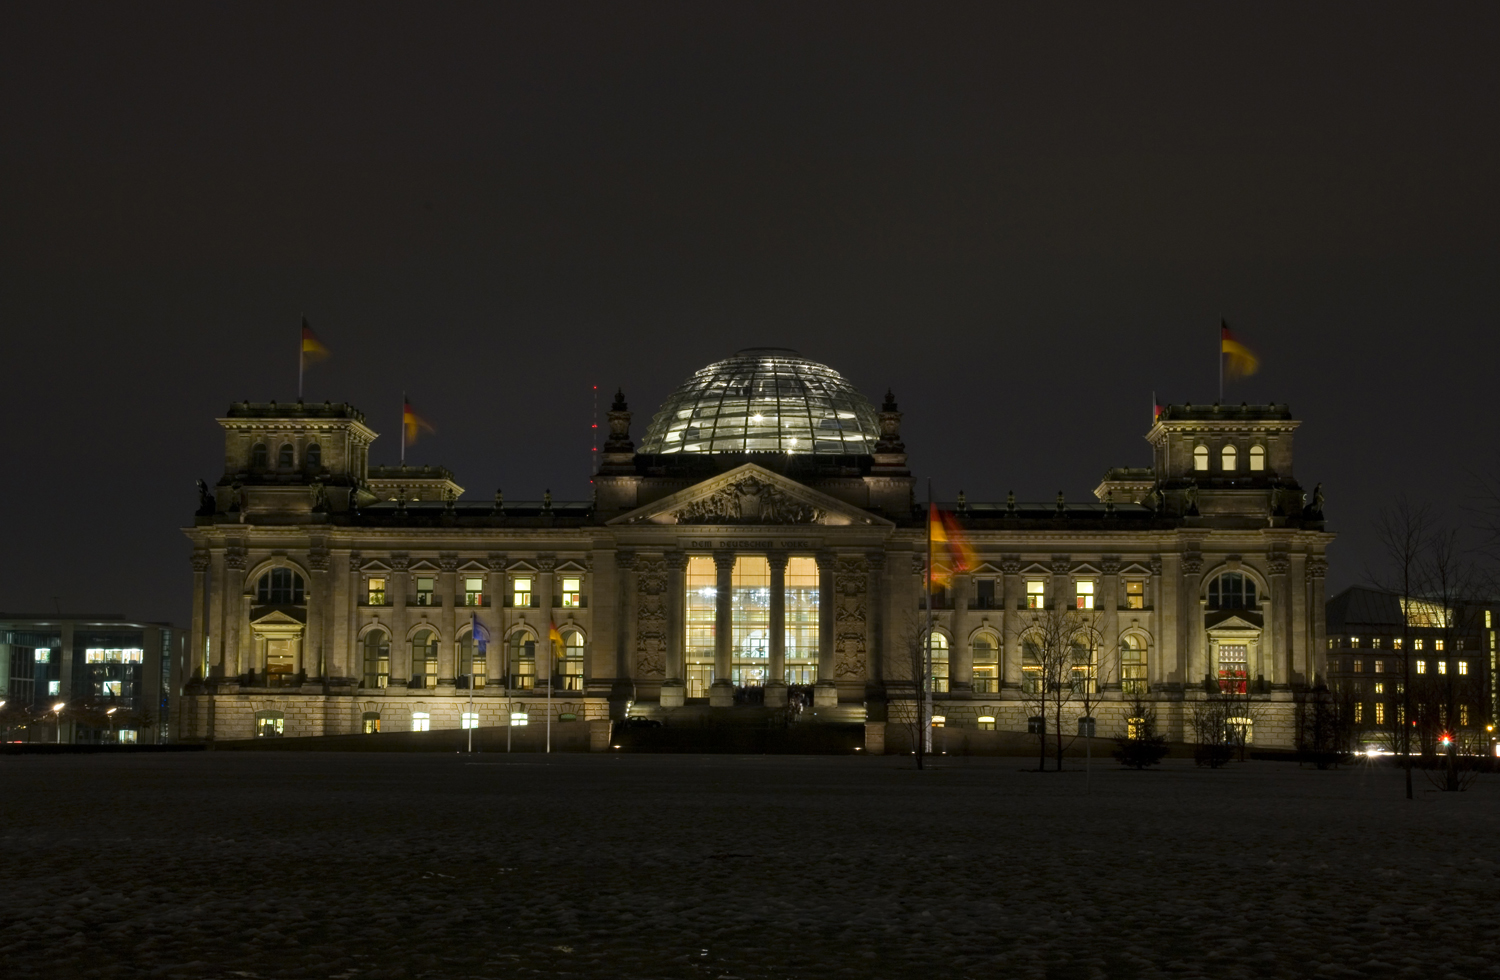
833, 555, 869, 679
677, 475, 824, 525
634, 555, 669, 678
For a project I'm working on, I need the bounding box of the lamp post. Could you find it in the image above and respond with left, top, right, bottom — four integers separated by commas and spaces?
52, 701, 65, 744
107, 706, 119, 744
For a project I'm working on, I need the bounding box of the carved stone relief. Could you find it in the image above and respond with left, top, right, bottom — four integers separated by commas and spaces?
675, 475, 824, 525
833, 555, 869, 679
634, 555, 668, 678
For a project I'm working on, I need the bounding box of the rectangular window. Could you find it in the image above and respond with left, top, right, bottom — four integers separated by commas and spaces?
974, 578, 996, 609
1374, 682, 1384, 694
784, 557, 820, 686
463, 577, 484, 606
1354, 702, 1363, 723
1413, 638, 1423, 651
1026, 580, 1045, 609
367, 577, 387, 605
84, 648, 144, 663
1434, 639, 1445, 652
102, 680, 122, 697
1460, 704, 1471, 726
1350, 636, 1359, 648
1488, 610, 1494, 628
117, 729, 138, 744
1416, 660, 1426, 674
513, 577, 532, 609
461, 712, 479, 730
411, 712, 430, 732
1075, 580, 1095, 610
1458, 660, 1469, 675
731, 556, 771, 687
1125, 580, 1145, 609
1392, 638, 1403, 650
1217, 643, 1248, 694
1374, 659, 1384, 673
1353, 660, 1363, 673
685, 557, 717, 697
35, 649, 51, 663
977, 715, 996, 731
415, 577, 435, 606
509, 711, 529, 727
1375, 703, 1386, 725
1371, 637, 1381, 649
1328, 638, 1335, 650
48, 680, 60, 695
1437, 660, 1447, 674
561, 578, 582, 607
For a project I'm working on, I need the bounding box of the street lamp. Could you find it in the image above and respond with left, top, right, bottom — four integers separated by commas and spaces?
106, 706, 118, 744
52, 701, 65, 743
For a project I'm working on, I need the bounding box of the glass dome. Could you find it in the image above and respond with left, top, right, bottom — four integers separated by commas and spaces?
639, 348, 881, 455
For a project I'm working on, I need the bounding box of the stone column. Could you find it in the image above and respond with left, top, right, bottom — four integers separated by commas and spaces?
329, 549, 353, 685
1050, 556, 1072, 613
207, 550, 226, 680
190, 551, 208, 682
1100, 557, 1121, 692
951, 573, 973, 694
611, 551, 635, 715
437, 554, 458, 689
1182, 552, 1204, 691
486, 553, 506, 686
1306, 556, 1327, 685
306, 545, 330, 683
764, 551, 789, 707
346, 551, 363, 686
224, 547, 247, 680
388, 554, 410, 686
1267, 553, 1290, 688
1156, 554, 1179, 689
1001, 557, 1022, 691
536, 557, 557, 690
661, 552, 687, 707
711, 552, 735, 706
867, 553, 886, 687
815, 551, 838, 706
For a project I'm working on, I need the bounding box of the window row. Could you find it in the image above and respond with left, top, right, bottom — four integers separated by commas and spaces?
362, 574, 585, 608
919, 632, 1150, 697
359, 627, 586, 691
1333, 635, 1466, 651
1192, 442, 1267, 472
250, 441, 323, 471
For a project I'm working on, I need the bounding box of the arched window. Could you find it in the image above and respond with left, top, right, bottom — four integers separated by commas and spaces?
410, 629, 437, 689
971, 633, 999, 693
459, 628, 486, 689
927, 632, 949, 693
1221, 444, 1237, 471
1021, 635, 1043, 695
1207, 571, 1257, 610
1193, 445, 1209, 471
305, 442, 322, 470
251, 443, 269, 470
509, 630, 536, 690
1249, 445, 1266, 471
254, 709, 284, 738
255, 567, 305, 604
562, 630, 585, 691
278, 443, 295, 468
362, 631, 390, 689
1069, 632, 1097, 694
1121, 634, 1148, 695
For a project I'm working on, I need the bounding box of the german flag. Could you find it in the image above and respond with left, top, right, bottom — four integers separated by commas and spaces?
928, 503, 978, 589
403, 398, 435, 444
301, 317, 330, 365
1221, 320, 1259, 378
549, 621, 565, 652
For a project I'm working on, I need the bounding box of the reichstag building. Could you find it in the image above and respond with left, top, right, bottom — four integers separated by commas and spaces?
178, 348, 1333, 749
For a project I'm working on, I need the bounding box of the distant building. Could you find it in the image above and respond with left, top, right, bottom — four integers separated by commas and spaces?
0, 614, 182, 744
1325, 586, 1497, 754
178, 348, 1333, 749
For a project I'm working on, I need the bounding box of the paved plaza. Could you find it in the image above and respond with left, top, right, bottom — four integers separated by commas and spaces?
2, 753, 1497, 979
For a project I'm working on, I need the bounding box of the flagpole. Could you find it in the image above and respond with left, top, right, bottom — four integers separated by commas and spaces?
924, 479, 934, 757
546, 633, 553, 755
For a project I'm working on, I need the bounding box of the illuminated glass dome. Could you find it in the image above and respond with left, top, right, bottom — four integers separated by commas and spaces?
639, 348, 881, 455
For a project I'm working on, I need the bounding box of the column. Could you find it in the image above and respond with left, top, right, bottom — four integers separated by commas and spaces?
765, 551, 788, 707
307, 545, 330, 684
224, 547, 247, 681
815, 551, 837, 706
867, 553, 886, 686
710, 552, 735, 706
1268, 553, 1290, 688
1181, 553, 1204, 691
345, 551, 362, 689
437, 554, 458, 689
207, 550, 226, 680
486, 553, 506, 688
190, 551, 208, 681
388, 555, 410, 686
661, 552, 687, 707
1156, 554, 1179, 689
1001, 558, 1022, 691
1100, 558, 1121, 692
611, 551, 635, 714
1306, 556, 1327, 685
536, 557, 556, 690
951, 573, 973, 694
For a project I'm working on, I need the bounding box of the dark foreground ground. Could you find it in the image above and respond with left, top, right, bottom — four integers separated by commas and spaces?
1, 753, 1497, 980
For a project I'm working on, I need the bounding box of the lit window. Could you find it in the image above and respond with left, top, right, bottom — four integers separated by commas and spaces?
463, 577, 485, 606
1375, 703, 1385, 725
1413, 639, 1423, 651
1458, 661, 1469, 675
1217, 643, 1248, 694
1075, 580, 1095, 610
931, 715, 946, 728
509, 711, 529, 727
459, 629, 487, 688
1401, 599, 1449, 628
411, 712, 430, 732
362, 712, 381, 734
1121, 635, 1148, 695
562, 631, 585, 691
363, 631, 390, 688
509, 631, 537, 689
256, 567, 306, 604
1126, 716, 1146, 739
1488, 610, 1494, 628
1350, 636, 1359, 648
561, 578, 582, 608
1374, 682, 1384, 694
1125, 580, 1145, 609
415, 577, 435, 606
1437, 660, 1447, 675
1327, 638, 1335, 650
977, 716, 996, 731
48, 680, 60, 695
1193, 445, 1209, 471
513, 577, 533, 608
971, 634, 999, 694
1416, 660, 1426, 674
1371, 638, 1381, 649
1460, 704, 1471, 726
1353, 660, 1363, 673
410, 629, 438, 689
1392, 638, 1403, 650
1434, 639, 1445, 651
366, 577, 386, 605
1226, 716, 1253, 745
102, 680, 121, 697
1207, 572, 1257, 610
731, 557, 772, 688
117, 730, 138, 744
685, 556, 719, 695
1221, 445, 1237, 471
1249, 445, 1266, 471
85, 648, 144, 663
1374, 660, 1384, 673
1354, 702, 1363, 723
34, 649, 51, 663
1022, 637, 1043, 695
461, 712, 479, 730
1026, 580, 1045, 609
254, 710, 284, 738
927, 633, 950, 694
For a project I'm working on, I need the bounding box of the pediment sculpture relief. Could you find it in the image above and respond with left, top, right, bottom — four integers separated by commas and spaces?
675, 475, 825, 525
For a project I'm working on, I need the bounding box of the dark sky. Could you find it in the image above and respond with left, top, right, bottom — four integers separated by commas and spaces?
2, 2, 1497, 626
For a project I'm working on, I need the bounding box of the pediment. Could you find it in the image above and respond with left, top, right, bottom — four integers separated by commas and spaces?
1120, 562, 1152, 576
408, 559, 440, 573
608, 464, 893, 528
554, 559, 588, 572
360, 559, 392, 573
1072, 562, 1102, 576
457, 560, 490, 574
250, 609, 306, 629
1206, 611, 1263, 632
1021, 563, 1052, 576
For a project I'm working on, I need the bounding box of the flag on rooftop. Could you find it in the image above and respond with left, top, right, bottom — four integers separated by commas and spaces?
1221, 320, 1259, 378
300, 317, 330, 364
403, 397, 435, 444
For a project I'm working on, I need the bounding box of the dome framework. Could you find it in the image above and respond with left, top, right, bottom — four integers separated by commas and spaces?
639, 348, 881, 455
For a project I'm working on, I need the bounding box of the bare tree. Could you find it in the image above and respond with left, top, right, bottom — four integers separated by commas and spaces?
1011, 601, 1095, 771
892, 612, 932, 770
1417, 526, 1484, 792
1371, 496, 1432, 800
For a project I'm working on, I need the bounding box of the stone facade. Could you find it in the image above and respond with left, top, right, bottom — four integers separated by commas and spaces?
178, 361, 1333, 750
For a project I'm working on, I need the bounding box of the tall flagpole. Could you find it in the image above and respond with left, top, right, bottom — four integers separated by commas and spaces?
546, 632, 553, 754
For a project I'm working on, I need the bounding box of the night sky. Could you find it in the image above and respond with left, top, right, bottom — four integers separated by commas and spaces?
2, 3, 1497, 626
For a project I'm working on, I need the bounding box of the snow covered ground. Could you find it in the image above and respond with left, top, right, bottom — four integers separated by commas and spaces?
2, 752, 1497, 980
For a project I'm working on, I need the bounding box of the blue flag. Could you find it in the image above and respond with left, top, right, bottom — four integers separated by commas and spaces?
471, 613, 487, 653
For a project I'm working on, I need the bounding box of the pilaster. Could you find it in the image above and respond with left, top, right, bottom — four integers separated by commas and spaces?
1001, 556, 1022, 690
815, 551, 837, 705
711, 552, 735, 706
765, 551, 788, 706
388, 554, 410, 685
1100, 556, 1121, 692
951, 573, 973, 693
190, 551, 208, 682
436, 553, 458, 689
662, 552, 688, 706
307, 543, 330, 681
